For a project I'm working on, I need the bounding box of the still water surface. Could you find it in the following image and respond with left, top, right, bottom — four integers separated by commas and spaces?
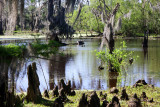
14, 38, 160, 92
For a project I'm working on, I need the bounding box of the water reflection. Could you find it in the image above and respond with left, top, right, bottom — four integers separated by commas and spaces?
3, 38, 160, 92
143, 47, 148, 60
0, 57, 10, 106
0, 56, 26, 101
108, 72, 119, 88
49, 53, 73, 90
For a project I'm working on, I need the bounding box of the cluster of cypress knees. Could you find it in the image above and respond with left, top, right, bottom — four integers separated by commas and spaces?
25, 63, 154, 107
42, 79, 154, 107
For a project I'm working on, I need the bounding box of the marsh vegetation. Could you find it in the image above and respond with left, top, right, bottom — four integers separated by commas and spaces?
1, 0, 160, 107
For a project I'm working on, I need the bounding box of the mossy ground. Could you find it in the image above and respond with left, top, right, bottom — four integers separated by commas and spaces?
22, 85, 160, 107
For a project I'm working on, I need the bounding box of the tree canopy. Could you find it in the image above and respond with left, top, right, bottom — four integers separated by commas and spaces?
0, 0, 160, 37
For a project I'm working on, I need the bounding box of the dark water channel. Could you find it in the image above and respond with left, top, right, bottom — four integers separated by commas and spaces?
12, 38, 160, 92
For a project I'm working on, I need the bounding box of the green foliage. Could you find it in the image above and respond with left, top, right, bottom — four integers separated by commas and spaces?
30, 40, 61, 58
96, 41, 136, 72
121, 18, 139, 37
5, 0, 160, 36
116, 1, 143, 36
31, 0, 35, 3
119, 0, 160, 36
67, 4, 104, 33
68, 0, 160, 36
0, 40, 61, 59
0, 44, 26, 57
48, 40, 61, 47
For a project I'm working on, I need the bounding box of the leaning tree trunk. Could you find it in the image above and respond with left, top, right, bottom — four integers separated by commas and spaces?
0, 0, 3, 35
6, 0, 19, 34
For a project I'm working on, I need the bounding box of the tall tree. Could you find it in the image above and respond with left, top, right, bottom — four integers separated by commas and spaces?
20, 0, 24, 30
91, 0, 120, 72
100, 2, 120, 53
47, 0, 80, 41
142, 0, 148, 47
101, 3, 120, 72
6, 0, 19, 34
48, 0, 54, 30
0, 0, 3, 35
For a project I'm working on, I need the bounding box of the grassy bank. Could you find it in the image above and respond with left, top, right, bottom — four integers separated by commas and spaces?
1, 32, 160, 40
22, 85, 160, 107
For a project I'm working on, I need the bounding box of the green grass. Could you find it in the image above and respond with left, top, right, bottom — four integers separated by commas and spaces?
22, 85, 160, 107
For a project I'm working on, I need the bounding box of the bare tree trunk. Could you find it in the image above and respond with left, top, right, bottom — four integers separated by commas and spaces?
48, 0, 53, 30
109, 72, 118, 88
0, 19, 3, 35
100, 3, 120, 54
34, 14, 40, 32
100, 3, 120, 72
31, 12, 34, 31
2, 0, 7, 31
6, 0, 19, 34
47, 0, 75, 41
47, 0, 61, 42
142, 0, 146, 33
101, 22, 115, 53
34, 17, 38, 29
142, 0, 148, 48
0, 0, 3, 35
20, 0, 24, 31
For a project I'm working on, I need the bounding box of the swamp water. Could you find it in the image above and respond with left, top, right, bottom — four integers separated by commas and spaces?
7, 38, 160, 92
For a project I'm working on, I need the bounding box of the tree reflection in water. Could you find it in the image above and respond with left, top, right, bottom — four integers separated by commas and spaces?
0, 56, 26, 106
108, 72, 119, 88
49, 53, 73, 90
2, 39, 160, 94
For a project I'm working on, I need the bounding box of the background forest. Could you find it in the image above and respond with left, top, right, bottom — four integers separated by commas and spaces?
0, 0, 160, 37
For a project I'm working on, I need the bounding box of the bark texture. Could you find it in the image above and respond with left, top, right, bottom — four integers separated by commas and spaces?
0, 0, 3, 35
6, 0, 19, 34
100, 3, 120, 53
26, 62, 42, 103
47, 0, 75, 41
99, 3, 120, 72
20, 0, 24, 30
